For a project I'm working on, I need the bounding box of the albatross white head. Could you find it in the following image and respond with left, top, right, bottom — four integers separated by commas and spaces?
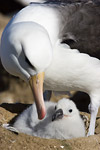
0, 21, 53, 119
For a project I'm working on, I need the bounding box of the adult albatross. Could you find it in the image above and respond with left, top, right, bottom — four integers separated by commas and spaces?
0, 1, 100, 136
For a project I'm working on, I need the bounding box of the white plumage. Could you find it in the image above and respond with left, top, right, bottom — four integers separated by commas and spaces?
16, 0, 44, 6
0, 2, 100, 136
5, 98, 85, 139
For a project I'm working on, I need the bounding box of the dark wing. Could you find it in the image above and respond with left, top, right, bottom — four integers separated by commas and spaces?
58, 1, 100, 58
32, 0, 100, 58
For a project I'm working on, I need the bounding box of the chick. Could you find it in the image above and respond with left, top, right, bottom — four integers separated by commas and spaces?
3, 98, 85, 139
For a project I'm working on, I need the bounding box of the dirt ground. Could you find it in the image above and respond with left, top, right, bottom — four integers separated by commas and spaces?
0, 12, 100, 150
0, 104, 100, 150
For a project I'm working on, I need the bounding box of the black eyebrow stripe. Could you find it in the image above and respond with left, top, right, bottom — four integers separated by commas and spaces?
25, 55, 34, 68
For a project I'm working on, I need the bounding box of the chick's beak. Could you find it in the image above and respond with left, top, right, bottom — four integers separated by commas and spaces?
52, 109, 63, 121
29, 72, 46, 120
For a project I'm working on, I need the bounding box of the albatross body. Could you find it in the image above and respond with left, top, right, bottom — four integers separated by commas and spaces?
0, 1, 100, 136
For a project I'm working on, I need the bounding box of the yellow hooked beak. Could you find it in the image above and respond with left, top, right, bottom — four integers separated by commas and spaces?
29, 72, 46, 120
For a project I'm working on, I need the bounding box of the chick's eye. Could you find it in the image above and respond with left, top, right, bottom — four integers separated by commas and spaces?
69, 109, 73, 113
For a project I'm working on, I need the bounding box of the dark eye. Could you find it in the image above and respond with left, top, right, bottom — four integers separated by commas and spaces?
55, 106, 57, 110
25, 55, 35, 69
69, 109, 73, 113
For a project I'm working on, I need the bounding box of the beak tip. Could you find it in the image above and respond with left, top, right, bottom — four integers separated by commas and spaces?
38, 114, 45, 120
38, 108, 46, 120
